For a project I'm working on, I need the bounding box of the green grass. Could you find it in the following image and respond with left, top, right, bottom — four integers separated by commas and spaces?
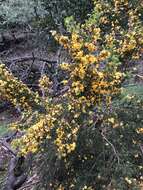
0, 125, 9, 189
0, 125, 9, 137
122, 84, 143, 99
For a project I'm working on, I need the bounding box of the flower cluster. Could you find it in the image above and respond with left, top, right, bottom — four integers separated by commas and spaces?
92, 0, 143, 61
54, 118, 79, 158
53, 29, 123, 110
13, 103, 63, 155
0, 63, 40, 111
39, 74, 53, 98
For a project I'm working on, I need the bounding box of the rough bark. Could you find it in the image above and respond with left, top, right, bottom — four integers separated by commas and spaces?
3, 155, 32, 190
0, 133, 33, 190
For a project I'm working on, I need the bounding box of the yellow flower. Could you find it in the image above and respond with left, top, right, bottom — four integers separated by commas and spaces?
62, 80, 68, 85
75, 51, 84, 60
60, 62, 70, 70
71, 42, 82, 51
72, 81, 84, 95
98, 72, 104, 78
99, 50, 111, 60
57, 185, 65, 190
114, 72, 122, 79
78, 67, 86, 79
108, 117, 115, 124
136, 128, 143, 134
87, 55, 97, 63
68, 104, 72, 110
100, 16, 109, 24
85, 43, 96, 52
71, 33, 79, 41
59, 36, 69, 44
125, 177, 132, 185
67, 142, 76, 153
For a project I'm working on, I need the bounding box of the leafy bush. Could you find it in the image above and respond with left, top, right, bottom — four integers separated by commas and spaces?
0, 0, 93, 31
41, 0, 93, 30
0, 125, 9, 137
0, 0, 46, 28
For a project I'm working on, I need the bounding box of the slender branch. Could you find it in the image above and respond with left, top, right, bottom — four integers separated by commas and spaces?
139, 144, 143, 155
101, 131, 120, 164
54, 86, 70, 97
0, 131, 18, 157
0, 139, 17, 157
3, 56, 57, 65
53, 47, 62, 93
40, 60, 46, 98
5, 131, 18, 142
17, 180, 39, 190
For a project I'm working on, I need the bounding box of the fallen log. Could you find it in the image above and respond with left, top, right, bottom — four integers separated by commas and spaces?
3, 153, 33, 190
0, 133, 33, 190
3, 156, 27, 190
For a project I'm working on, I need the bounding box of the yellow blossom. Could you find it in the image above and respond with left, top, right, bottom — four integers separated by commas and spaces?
60, 62, 70, 70
125, 177, 132, 185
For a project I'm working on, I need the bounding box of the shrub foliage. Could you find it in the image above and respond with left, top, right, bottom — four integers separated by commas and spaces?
0, 0, 143, 189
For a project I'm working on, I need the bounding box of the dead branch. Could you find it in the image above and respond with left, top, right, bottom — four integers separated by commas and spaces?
0, 132, 33, 190
0, 140, 17, 157
3, 157, 18, 190
139, 144, 143, 155
16, 174, 39, 190
54, 86, 70, 97
3, 156, 27, 190
4, 154, 33, 190
0, 131, 18, 156
17, 180, 39, 190
5, 131, 18, 143
3, 56, 57, 65
101, 131, 120, 164
52, 47, 62, 93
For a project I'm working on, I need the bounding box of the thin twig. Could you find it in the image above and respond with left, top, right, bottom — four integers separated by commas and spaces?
101, 131, 120, 164
0, 140, 17, 157
4, 56, 57, 65
18, 180, 39, 190
139, 144, 143, 155
5, 131, 18, 142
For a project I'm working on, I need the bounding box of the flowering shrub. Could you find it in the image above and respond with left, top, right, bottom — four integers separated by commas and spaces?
0, 63, 41, 111
0, 0, 143, 189
12, 20, 124, 158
